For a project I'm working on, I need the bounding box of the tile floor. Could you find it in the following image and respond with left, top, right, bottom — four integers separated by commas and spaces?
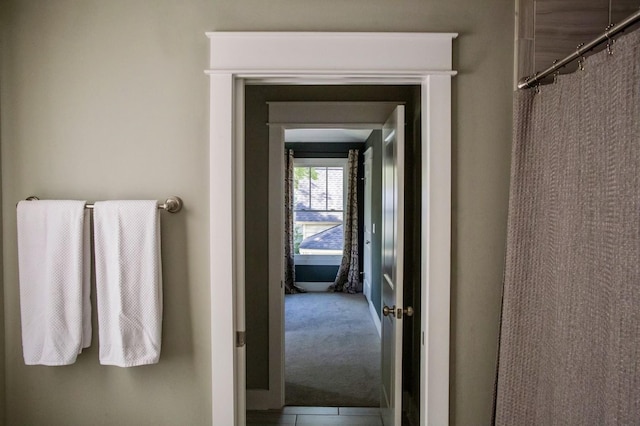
247, 406, 382, 425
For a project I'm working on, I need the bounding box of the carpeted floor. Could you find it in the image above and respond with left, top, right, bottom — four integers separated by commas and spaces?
285, 292, 381, 407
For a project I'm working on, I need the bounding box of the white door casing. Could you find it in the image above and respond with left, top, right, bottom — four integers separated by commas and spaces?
380, 106, 405, 426
207, 32, 456, 426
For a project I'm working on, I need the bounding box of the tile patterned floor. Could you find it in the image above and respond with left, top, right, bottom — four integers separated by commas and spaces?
247, 406, 383, 425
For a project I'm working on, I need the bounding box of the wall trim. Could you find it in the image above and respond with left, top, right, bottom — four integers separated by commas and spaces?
294, 282, 333, 292
369, 297, 382, 338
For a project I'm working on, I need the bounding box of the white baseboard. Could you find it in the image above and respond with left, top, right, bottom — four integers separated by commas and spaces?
295, 281, 333, 292
369, 298, 382, 338
364, 278, 371, 301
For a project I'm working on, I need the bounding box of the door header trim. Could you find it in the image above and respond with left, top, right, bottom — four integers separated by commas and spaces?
206, 32, 457, 78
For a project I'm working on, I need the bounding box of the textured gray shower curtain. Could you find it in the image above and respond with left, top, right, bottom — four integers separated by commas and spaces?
330, 149, 360, 293
494, 30, 640, 424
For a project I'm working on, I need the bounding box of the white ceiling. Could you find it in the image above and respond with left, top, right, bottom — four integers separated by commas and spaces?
284, 128, 374, 143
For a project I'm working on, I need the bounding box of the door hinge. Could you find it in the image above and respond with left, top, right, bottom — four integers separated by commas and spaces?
236, 331, 246, 348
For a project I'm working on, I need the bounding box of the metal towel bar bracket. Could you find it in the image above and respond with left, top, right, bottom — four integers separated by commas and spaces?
23, 196, 184, 213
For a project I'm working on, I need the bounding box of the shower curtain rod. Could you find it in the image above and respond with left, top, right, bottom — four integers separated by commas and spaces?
518, 8, 640, 89
23, 196, 184, 213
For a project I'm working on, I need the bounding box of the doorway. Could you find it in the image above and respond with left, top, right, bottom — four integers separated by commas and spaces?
207, 31, 455, 426
248, 97, 416, 426
284, 128, 380, 408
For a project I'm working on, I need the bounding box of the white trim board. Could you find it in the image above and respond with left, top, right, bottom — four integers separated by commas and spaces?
269, 102, 402, 126
207, 32, 456, 76
207, 32, 455, 426
294, 282, 334, 292
369, 297, 382, 339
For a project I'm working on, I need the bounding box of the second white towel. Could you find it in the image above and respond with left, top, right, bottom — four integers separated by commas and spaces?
93, 200, 163, 367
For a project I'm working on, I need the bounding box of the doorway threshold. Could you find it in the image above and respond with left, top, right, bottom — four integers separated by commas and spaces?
247, 406, 382, 425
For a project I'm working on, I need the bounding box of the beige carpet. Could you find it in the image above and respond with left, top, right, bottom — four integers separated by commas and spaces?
285, 292, 380, 407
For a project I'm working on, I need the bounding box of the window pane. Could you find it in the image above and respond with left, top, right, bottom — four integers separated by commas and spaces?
298, 224, 344, 255
294, 167, 310, 210
310, 167, 328, 210
326, 167, 344, 210
292, 163, 345, 256
294, 211, 343, 223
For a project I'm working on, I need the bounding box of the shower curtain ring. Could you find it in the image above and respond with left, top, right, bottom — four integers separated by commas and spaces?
529, 71, 541, 93
552, 60, 560, 84
576, 43, 586, 71
605, 23, 615, 55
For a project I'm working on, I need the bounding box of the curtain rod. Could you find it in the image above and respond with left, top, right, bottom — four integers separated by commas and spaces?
518, 8, 640, 90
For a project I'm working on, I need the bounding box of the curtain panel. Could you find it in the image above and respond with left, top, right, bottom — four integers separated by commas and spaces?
330, 149, 360, 293
284, 149, 304, 294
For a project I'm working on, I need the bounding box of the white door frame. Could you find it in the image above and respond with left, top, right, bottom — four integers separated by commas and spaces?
206, 32, 456, 426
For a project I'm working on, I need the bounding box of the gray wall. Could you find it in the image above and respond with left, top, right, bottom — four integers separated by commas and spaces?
294, 265, 339, 283
0, 110, 4, 426
0, 2, 6, 424
1, 1, 212, 425
0, 0, 514, 425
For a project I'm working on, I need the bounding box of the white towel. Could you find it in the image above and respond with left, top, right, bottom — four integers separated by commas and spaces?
16, 200, 91, 366
93, 200, 163, 367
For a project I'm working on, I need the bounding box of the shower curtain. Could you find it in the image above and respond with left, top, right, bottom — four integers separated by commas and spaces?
330, 149, 360, 293
494, 30, 640, 424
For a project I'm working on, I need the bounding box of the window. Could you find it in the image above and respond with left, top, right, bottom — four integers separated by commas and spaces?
293, 158, 346, 256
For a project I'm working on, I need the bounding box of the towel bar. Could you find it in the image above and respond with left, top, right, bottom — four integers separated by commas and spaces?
23, 196, 183, 213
